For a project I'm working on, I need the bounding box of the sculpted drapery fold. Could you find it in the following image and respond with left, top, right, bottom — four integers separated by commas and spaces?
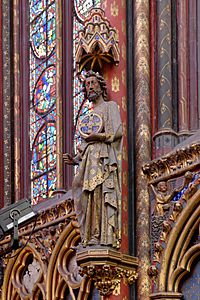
65, 71, 122, 249
73, 100, 122, 247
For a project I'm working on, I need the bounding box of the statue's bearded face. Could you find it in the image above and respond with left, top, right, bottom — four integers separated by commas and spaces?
85, 76, 102, 102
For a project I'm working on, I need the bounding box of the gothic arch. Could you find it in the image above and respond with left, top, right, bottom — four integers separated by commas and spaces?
158, 188, 200, 292
2, 245, 46, 300
46, 220, 92, 300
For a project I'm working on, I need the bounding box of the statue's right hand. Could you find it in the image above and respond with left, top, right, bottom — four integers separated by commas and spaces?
63, 153, 76, 165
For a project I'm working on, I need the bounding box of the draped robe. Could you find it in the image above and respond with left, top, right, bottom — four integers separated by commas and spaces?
72, 101, 122, 248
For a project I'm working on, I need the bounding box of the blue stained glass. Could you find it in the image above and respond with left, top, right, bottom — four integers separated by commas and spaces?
30, 2, 56, 59
30, 0, 47, 22
30, 0, 57, 204
33, 65, 56, 114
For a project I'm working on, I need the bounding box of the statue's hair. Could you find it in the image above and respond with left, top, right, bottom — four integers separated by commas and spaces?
82, 70, 108, 101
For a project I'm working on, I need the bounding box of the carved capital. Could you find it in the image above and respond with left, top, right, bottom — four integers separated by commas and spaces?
79, 265, 122, 296
76, 248, 138, 296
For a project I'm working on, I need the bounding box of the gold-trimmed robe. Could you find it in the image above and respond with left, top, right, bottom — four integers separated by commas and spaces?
72, 101, 122, 248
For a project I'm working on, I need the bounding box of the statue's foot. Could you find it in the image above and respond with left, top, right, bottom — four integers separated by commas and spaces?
88, 237, 99, 246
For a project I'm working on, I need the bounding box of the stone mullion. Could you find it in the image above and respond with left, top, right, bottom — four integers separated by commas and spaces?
13, 0, 21, 201
55, 0, 63, 189
157, 0, 172, 130
177, 0, 189, 133
0, 1, 4, 206
188, 0, 198, 131
198, 1, 200, 128
154, 0, 178, 157
134, 1, 151, 300
3, 0, 12, 206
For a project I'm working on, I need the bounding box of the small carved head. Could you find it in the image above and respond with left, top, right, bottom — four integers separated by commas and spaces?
157, 181, 167, 193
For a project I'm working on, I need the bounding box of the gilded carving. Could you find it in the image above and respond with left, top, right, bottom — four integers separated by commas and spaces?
143, 143, 200, 183
113, 281, 121, 295
80, 265, 122, 296
150, 172, 193, 217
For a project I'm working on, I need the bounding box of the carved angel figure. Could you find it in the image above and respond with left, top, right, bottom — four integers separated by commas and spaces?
151, 181, 176, 216
151, 171, 193, 217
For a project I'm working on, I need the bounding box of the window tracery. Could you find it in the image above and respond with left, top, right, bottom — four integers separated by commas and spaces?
29, 0, 56, 204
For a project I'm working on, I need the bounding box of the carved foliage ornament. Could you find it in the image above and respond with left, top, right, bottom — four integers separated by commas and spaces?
75, 8, 120, 72
80, 265, 138, 296
143, 143, 200, 183
76, 249, 138, 296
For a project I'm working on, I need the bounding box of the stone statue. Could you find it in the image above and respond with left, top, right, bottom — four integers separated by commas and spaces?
64, 71, 122, 248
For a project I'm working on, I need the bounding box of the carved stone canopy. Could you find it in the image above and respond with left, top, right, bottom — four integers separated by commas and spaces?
75, 8, 120, 72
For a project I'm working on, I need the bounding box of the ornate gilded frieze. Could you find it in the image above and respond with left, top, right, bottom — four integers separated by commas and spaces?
143, 142, 200, 183
75, 8, 120, 71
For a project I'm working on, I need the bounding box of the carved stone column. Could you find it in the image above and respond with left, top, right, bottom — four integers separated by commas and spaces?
56, 0, 63, 188
134, 1, 151, 299
154, 0, 178, 157
177, 0, 189, 135
2, 0, 12, 206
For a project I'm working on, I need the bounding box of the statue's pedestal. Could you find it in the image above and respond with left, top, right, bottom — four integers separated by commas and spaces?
76, 247, 138, 296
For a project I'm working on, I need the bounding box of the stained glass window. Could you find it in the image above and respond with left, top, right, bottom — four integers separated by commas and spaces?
30, 0, 56, 204
73, 0, 101, 152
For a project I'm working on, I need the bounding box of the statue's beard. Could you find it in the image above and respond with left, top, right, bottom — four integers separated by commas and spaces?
87, 90, 103, 101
